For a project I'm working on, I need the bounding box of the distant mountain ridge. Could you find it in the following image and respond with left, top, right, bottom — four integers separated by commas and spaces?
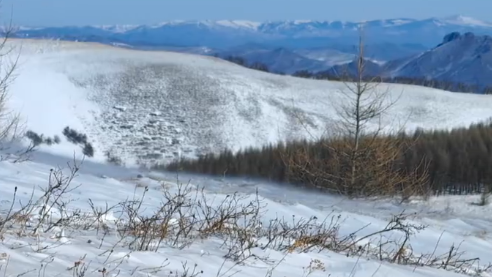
389, 32, 492, 86
318, 32, 492, 88
15, 15, 492, 48
13, 16, 492, 87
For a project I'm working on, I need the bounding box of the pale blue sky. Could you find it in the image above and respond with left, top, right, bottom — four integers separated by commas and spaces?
1, 0, 491, 26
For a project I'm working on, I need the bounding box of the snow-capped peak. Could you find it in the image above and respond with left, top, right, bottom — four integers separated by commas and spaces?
292, 20, 315, 25
214, 20, 261, 29
16, 16, 492, 35
143, 20, 261, 30
95, 24, 140, 33
438, 15, 492, 27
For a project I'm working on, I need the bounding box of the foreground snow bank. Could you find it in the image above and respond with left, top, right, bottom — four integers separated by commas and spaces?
0, 153, 490, 276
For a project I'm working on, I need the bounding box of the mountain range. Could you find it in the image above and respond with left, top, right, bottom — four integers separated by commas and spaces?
322, 32, 492, 87
11, 15, 492, 87
17, 15, 492, 47
387, 32, 492, 85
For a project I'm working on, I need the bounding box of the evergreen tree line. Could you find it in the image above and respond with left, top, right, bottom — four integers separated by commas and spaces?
158, 120, 492, 197
292, 70, 492, 95
220, 56, 271, 73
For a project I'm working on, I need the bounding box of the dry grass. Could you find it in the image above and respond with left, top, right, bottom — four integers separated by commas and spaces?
0, 158, 489, 276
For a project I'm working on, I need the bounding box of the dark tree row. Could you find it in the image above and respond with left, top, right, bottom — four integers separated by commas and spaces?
158, 120, 492, 196
293, 70, 492, 95
220, 56, 270, 72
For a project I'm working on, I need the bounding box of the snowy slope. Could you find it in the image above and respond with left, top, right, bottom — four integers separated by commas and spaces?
7, 39, 492, 165
0, 148, 491, 276
389, 32, 492, 86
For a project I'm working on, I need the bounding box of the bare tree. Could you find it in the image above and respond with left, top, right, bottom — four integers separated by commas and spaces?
285, 23, 429, 199
331, 23, 400, 195
0, 11, 25, 159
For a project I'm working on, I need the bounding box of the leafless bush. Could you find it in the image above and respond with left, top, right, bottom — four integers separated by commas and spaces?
302, 259, 326, 277
0, 160, 489, 276
68, 257, 90, 277
0, 160, 80, 237
258, 213, 344, 253
89, 182, 492, 275
105, 149, 124, 166
114, 182, 203, 251
167, 261, 204, 277
0, 24, 38, 163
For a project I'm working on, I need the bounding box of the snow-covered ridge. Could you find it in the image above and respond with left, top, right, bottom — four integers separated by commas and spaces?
18, 15, 492, 32
386, 31, 492, 85
7, 39, 492, 165
14, 15, 492, 56
440, 15, 492, 27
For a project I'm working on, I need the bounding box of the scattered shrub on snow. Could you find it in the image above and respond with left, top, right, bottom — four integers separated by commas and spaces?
62, 126, 95, 157
62, 126, 88, 145
0, 162, 490, 276
25, 130, 61, 147
24, 130, 43, 146
105, 150, 123, 166
82, 142, 94, 157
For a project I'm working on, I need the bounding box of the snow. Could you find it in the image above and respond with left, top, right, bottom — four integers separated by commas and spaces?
5, 39, 492, 165
95, 24, 141, 33
386, 19, 416, 26
439, 15, 492, 27
0, 147, 490, 276
146, 20, 261, 30
215, 20, 262, 29
0, 38, 490, 277
19, 16, 492, 34
293, 20, 315, 25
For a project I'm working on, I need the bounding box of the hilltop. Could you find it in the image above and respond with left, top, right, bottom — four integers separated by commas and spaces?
6, 39, 492, 165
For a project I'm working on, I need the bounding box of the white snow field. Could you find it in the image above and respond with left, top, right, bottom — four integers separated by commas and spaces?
5, 39, 492, 165
0, 148, 491, 277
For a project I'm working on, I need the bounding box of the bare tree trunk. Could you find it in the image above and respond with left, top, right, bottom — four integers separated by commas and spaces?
0, 14, 26, 161
349, 27, 365, 190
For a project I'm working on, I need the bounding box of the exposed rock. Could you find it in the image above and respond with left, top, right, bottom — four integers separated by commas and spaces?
113, 105, 127, 112
145, 153, 163, 159
442, 32, 461, 44
172, 138, 180, 145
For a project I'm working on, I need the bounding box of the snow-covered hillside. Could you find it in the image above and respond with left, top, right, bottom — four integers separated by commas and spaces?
7, 39, 492, 165
0, 145, 491, 276
388, 32, 492, 86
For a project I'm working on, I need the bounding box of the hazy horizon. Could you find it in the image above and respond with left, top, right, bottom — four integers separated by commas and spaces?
1, 0, 491, 27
